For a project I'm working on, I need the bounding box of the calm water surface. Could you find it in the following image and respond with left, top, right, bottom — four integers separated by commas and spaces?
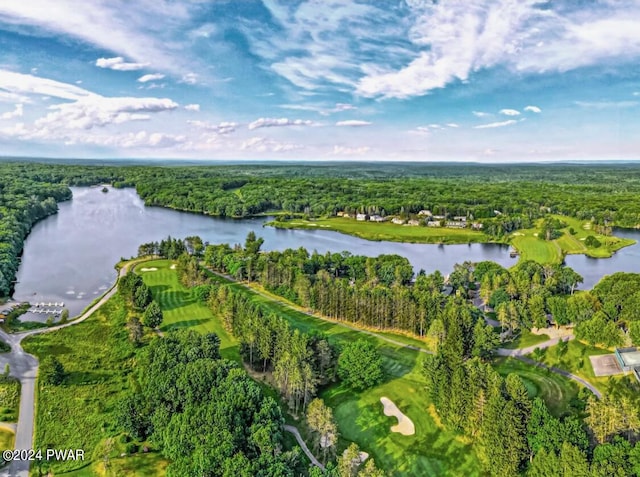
14, 186, 640, 318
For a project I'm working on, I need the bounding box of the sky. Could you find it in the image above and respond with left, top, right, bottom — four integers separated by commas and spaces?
0, 0, 639, 162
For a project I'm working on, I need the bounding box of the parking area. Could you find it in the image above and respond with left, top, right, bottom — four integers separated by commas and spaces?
590, 354, 623, 376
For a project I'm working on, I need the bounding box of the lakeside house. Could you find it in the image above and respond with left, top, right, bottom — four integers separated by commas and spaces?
446, 221, 466, 228
337, 211, 345, 217
433, 215, 446, 220
356, 213, 367, 221
407, 219, 420, 226
391, 218, 406, 225
369, 215, 385, 222
417, 210, 432, 216
453, 216, 467, 222
427, 221, 441, 227
471, 222, 484, 230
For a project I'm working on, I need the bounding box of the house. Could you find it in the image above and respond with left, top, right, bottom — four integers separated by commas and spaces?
407, 219, 420, 226
336, 211, 345, 217
391, 218, 405, 225
417, 210, 432, 217
471, 222, 484, 230
369, 215, 385, 222
433, 215, 446, 220
356, 213, 367, 221
427, 221, 441, 227
446, 221, 466, 228
453, 216, 467, 222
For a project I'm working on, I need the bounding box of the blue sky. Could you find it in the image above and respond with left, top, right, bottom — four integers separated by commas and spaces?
0, 0, 639, 162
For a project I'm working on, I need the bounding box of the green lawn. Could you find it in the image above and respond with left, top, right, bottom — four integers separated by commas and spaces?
269, 217, 490, 244
493, 357, 578, 417
0, 378, 19, 422
501, 330, 550, 350
135, 260, 239, 362
22, 293, 169, 475
510, 216, 635, 264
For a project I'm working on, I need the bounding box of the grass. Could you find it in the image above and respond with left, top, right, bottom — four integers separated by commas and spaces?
493, 357, 578, 417
510, 216, 635, 264
0, 428, 14, 454
0, 378, 19, 422
22, 292, 169, 475
135, 260, 239, 362
269, 217, 491, 244
61, 451, 168, 477
501, 330, 550, 350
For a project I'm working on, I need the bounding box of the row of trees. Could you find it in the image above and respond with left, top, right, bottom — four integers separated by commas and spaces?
118, 272, 163, 329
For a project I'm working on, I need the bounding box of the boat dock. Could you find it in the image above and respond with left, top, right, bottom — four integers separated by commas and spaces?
27, 301, 64, 315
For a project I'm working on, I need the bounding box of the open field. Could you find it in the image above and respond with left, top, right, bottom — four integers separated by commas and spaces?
0, 378, 19, 422
269, 217, 490, 244
510, 216, 635, 264
62, 451, 168, 477
493, 357, 578, 417
22, 294, 170, 475
135, 260, 239, 361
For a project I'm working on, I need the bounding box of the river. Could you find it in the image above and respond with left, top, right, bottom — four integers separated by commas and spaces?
11, 186, 640, 319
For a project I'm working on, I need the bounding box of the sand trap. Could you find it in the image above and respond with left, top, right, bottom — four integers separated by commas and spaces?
140, 267, 158, 272
380, 397, 415, 436
579, 237, 586, 241
170, 264, 176, 269
512, 232, 524, 236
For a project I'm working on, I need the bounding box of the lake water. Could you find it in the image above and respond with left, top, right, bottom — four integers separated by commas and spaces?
12, 186, 640, 319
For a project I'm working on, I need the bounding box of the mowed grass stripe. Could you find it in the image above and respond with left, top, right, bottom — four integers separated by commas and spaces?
135, 260, 239, 362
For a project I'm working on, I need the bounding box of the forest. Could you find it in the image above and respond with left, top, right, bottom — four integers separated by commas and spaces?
134, 233, 640, 476
7, 160, 640, 296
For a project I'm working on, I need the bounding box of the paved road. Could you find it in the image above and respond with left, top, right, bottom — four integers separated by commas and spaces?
497, 335, 575, 357
0, 264, 129, 477
283, 425, 324, 470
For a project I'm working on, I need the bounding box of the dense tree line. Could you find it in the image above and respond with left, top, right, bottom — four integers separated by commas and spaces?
8, 161, 640, 295
117, 329, 301, 476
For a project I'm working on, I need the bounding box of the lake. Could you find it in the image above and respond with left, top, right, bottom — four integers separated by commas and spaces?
12, 186, 640, 319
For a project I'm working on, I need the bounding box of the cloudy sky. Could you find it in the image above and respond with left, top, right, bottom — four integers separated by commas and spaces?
0, 0, 639, 162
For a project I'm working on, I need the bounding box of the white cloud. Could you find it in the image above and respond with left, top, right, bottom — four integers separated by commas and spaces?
332, 145, 370, 155
0, 70, 92, 100
500, 109, 520, 116
0, 1, 194, 74
64, 130, 186, 149
334, 103, 356, 112
138, 73, 165, 83
181, 73, 199, 85
184, 104, 200, 111
408, 126, 431, 135
248, 117, 314, 130
1, 103, 23, 120
34, 96, 178, 132
96, 57, 148, 71
575, 100, 638, 109
473, 111, 492, 118
524, 105, 542, 113
187, 120, 237, 135
335, 120, 371, 127
474, 119, 521, 129
241, 136, 303, 152
355, 1, 640, 98
633, 92, 640, 97
446, 123, 459, 128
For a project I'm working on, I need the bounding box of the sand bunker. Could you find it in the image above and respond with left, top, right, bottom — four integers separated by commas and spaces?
380, 397, 415, 436
170, 264, 176, 269
140, 267, 158, 272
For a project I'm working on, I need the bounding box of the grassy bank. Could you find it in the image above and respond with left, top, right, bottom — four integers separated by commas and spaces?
22, 293, 168, 475
0, 378, 19, 422
268, 217, 491, 244
511, 216, 635, 264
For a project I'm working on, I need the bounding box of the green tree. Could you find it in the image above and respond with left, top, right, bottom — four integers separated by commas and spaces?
143, 301, 163, 329
337, 340, 384, 391
127, 316, 143, 345
306, 398, 338, 463
41, 356, 65, 385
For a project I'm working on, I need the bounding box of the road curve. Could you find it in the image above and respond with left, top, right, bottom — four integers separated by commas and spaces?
283, 425, 325, 470
0, 264, 130, 477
